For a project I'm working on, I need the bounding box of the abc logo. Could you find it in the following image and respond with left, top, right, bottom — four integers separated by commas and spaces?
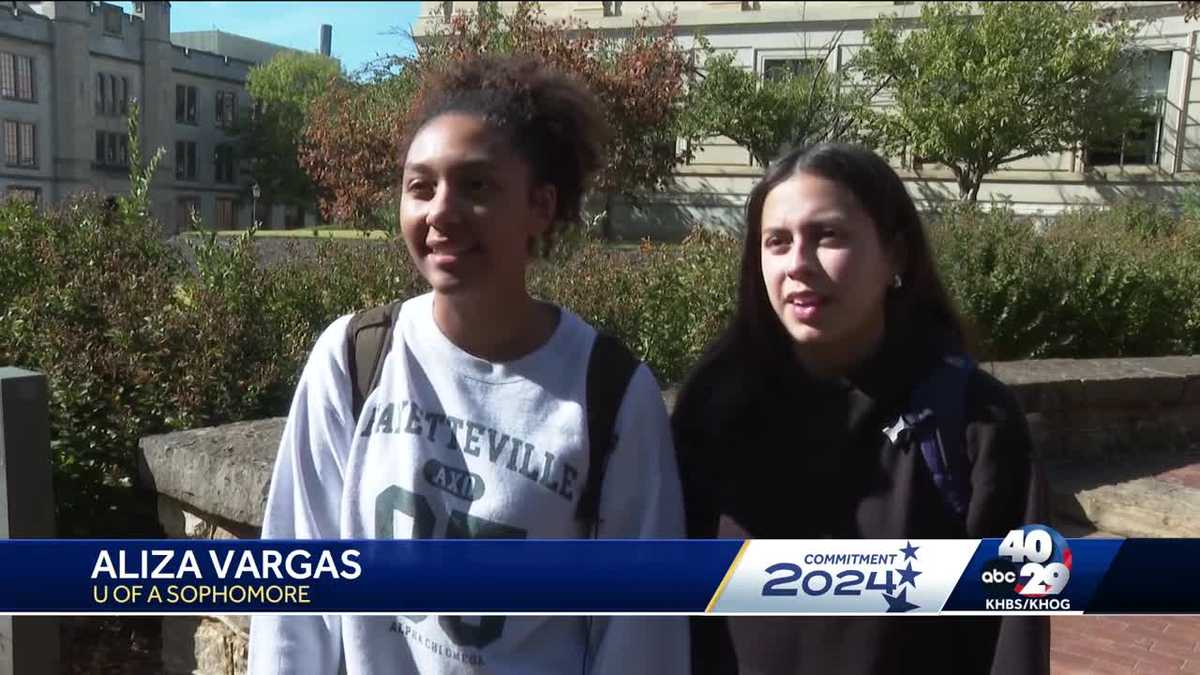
979, 559, 1019, 594
981, 569, 1015, 584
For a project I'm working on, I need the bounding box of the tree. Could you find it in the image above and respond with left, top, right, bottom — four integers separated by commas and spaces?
856, 1, 1146, 202
300, 66, 416, 228
241, 51, 342, 219
681, 44, 880, 167
300, 2, 696, 232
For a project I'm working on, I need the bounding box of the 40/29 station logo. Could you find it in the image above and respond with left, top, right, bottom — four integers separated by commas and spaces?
980, 524, 1073, 611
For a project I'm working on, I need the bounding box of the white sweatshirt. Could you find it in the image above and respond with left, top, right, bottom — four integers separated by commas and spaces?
249, 293, 689, 675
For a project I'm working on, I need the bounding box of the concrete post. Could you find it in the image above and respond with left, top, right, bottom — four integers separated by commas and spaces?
0, 368, 60, 675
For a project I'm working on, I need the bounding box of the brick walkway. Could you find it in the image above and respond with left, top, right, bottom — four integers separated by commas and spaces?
1050, 461, 1200, 673
1052, 615, 1200, 673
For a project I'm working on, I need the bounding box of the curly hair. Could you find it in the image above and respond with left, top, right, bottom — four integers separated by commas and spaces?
400, 54, 609, 253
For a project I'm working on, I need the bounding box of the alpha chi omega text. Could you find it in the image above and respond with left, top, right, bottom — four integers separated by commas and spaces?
0, 527, 1197, 615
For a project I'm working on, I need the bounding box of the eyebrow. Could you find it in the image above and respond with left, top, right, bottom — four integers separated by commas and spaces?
403, 158, 500, 175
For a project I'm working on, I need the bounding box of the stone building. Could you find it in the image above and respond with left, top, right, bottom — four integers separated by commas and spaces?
0, 1, 329, 232
416, 1, 1200, 237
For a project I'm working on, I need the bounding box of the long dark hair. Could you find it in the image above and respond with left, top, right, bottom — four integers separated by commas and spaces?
711, 143, 966, 386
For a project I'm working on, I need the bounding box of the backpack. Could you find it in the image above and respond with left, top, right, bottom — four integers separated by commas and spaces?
881, 353, 976, 522
344, 300, 641, 536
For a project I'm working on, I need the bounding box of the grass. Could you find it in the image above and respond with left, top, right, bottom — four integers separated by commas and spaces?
179, 230, 671, 249
183, 228, 393, 240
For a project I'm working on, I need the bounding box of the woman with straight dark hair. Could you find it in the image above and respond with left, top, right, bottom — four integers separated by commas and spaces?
673, 143, 1049, 675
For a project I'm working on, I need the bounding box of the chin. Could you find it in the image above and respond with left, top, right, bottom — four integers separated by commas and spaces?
782, 320, 834, 347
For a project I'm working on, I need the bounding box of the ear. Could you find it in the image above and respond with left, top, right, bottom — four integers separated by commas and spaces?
528, 183, 557, 239
887, 231, 908, 283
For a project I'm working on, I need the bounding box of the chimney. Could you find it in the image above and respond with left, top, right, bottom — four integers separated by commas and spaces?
320, 24, 331, 57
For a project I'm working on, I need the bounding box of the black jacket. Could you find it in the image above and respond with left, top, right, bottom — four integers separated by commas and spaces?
672, 332, 1050, 675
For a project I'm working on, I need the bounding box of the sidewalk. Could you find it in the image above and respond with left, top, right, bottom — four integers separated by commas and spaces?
1049, 454, 1200, 673
1052, 616, 1200, 674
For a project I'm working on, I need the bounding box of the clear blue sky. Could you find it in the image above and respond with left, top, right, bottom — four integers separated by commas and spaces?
113, 2, 422, 74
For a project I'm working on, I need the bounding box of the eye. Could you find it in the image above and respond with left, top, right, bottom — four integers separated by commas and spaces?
763, 233, 788, 249
466, 176, 494, 193
819, 227, 841, 241
405, 179, 434, 199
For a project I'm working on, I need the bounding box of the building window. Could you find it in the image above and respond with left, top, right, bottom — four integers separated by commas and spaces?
5, 186, 40, 204
102, 5, 123, 35
214, 143, 235, 183
1, 52, 35, 102
1087, 51, 1172, 168
176, 196, 200, 231
175, 140, 197, 180
216, 197, 235, 229
4, 120, 35, 167
215, 91, 238, 128
284, 204, 307, 229
176, 84, 197, 124
97, 73, 130, 117
762, 58, 823, 82
602, 1, 622, 17
95, 131, 129, 168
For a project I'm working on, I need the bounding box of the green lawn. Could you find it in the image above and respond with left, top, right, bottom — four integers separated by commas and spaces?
181, 229, 670, 251
184, 228, 393, 240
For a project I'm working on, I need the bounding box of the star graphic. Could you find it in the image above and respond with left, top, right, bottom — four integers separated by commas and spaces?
899, 541, 919, 562
883, 587, 920, 613
896, 561, 922, 589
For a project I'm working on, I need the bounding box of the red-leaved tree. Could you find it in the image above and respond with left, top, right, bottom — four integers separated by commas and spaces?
300, 2, 695, 231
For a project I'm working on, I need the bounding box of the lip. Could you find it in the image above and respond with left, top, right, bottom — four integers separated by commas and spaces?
784, 290, 829, 322
426, 241, 480, 266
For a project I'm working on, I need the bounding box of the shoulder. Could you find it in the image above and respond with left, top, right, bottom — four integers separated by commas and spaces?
960, 365, 1037, 479
310, 313, 355, 369
964, 366, 1026, 429
671, 339, 759, 448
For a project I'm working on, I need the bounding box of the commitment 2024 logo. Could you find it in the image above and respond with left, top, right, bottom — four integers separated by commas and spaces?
980, 524, 1073, 610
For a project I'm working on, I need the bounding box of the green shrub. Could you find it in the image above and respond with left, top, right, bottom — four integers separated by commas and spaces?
0, 194, 186, 536
531, 231, 739, 384
5, 161, 1200, 537
928, 202, 1200, 360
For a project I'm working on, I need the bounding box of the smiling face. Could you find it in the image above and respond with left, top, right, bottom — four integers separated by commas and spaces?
399, 112, 556, 299
760, 172, 899, 374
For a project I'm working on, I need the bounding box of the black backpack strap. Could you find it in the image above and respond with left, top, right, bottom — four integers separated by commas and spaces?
346, 300, 403, 423
576, 332, 641, 535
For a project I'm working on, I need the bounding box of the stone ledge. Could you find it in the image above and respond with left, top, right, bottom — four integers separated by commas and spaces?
138, 418, 282, 530
137, 356, 1200, 535
990, 357, 1200, 410
1048, 451, 1200, 538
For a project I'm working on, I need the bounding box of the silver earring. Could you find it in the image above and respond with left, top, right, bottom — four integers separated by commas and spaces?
892, 274, 903, 289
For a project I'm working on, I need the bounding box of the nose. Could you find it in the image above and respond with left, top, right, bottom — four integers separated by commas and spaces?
426, 182, 463, 234
785, 236, 819, 281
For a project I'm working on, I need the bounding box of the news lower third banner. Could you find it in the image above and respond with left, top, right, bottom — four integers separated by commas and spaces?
1, 525, 1197, 615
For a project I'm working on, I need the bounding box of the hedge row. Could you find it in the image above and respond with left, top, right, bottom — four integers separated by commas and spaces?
1, 195, 1198, 535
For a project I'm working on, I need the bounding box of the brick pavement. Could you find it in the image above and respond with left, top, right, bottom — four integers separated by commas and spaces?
1049, 513, 1200, 674
1052, 615, 1200, 674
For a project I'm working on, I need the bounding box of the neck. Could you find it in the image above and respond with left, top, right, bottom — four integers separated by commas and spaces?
432, 288, 556, 362
793, 321, 887, 380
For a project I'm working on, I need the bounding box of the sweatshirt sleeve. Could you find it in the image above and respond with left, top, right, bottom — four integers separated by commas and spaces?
964, 372, 1051, 675
248, 315, 355, 675
584, 364, 691, 675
